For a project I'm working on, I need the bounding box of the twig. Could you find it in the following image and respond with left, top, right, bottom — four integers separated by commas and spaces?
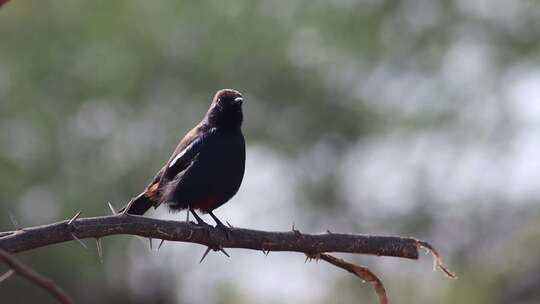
416, 240, 457, 278
318, 253, 388, 304
0, 249, 73, 304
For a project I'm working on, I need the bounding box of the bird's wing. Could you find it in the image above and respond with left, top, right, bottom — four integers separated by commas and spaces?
162, 127, 217, 181
143, 126, 216, 205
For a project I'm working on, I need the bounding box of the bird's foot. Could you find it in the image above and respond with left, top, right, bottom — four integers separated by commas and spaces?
215, 221, 231, 240
208, 211, 231, 240
189, 208, 211, 227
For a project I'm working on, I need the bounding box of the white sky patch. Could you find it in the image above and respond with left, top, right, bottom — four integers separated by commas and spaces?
341, 124, 539, 216
506, 130, 540, 202
402, 0, 442, 34
18, 186, 59, 225
455, 0, 534, 34
441, 38, 493, 92
340, 134, 419, 214
360, 63, 446, 117
507, 70, 540, 124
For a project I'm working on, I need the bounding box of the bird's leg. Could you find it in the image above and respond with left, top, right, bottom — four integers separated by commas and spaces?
189, 207, 208, 226
208, 211, 231, 239
190, 208, 231, 261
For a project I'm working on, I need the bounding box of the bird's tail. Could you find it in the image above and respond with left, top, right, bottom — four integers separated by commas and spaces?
119, 192, 153, 215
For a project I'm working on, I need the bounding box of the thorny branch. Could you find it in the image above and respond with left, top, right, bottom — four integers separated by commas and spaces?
0, 249, 73, 304
0, 212, 455, 304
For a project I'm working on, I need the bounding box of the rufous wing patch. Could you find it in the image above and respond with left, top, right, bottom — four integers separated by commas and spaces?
145, 182, 161, 206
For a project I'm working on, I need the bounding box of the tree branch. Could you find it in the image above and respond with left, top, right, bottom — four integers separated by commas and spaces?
0, 214, 420, 258
0, 213, 455, 304
0, 249, 73, 304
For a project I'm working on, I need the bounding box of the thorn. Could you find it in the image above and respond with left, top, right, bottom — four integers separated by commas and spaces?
226, 221, 234, 228
149, 238, 153, 250
199, 247, 212, 263
71, 233, 88, 249
121, 199, 135, 216
68, 211, 82, 226
219, 247, 230, 258
8, 212, 21, 230
291, 223, 302, 238
158, 239, 166, 250
305, 253, 320, 263
261, 240, 271, 256
96, 238, 103, 263
0, 269, 15, 283
107, 202, 117, 215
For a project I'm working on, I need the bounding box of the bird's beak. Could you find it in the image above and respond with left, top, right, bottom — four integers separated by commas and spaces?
234, 97, 243, 105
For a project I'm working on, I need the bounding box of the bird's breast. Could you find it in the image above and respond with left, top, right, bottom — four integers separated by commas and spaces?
198, 129, 245, 189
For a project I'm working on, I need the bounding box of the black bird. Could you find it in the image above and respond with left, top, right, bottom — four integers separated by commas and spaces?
122, 89, 245, 229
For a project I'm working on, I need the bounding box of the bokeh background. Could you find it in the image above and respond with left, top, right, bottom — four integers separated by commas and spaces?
1, 0, 540, 303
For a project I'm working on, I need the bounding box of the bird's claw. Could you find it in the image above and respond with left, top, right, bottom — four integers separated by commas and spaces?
207, 212, 231, 239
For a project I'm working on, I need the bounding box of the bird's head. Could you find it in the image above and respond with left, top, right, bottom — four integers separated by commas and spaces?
205, 89, 244, 128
